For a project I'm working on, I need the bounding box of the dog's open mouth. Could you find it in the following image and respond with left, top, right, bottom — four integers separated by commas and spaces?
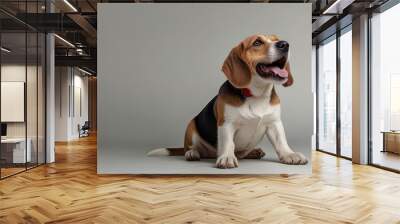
256, 57, 288, 80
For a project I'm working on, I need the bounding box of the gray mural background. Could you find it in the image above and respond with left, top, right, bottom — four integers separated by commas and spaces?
98, 3, 313, 174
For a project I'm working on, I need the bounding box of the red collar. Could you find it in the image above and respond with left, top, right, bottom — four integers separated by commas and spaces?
241, 88, 253, 97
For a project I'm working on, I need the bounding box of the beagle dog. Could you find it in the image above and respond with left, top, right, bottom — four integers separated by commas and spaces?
148, 34, 308, 169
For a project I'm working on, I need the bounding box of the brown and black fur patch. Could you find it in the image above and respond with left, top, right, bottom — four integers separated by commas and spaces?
192, 82, 245, 147
194, 96, 218, 147
218, 81, 246, 107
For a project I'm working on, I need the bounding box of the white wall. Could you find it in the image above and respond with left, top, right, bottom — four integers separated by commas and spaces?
55, 67, 68, 141
55, 67, 89, 141
71, 73, 89, 138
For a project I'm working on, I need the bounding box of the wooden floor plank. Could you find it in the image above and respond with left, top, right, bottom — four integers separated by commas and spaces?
1, 134, 400, 224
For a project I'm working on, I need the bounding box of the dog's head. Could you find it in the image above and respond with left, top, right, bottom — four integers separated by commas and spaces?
222, 34, 293, 88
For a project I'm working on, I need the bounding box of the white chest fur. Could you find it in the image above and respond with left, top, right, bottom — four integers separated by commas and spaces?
238, 97, 280, 120
225, 96, 281, 151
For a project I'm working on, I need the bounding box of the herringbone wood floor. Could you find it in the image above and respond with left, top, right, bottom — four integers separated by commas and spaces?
1, 134, 400, 224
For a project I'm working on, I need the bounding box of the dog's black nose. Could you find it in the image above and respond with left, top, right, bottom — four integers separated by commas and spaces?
276, 41, 289, 52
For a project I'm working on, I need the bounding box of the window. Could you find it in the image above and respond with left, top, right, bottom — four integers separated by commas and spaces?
317, 36, 337, 154
340, 28, 352, 158
317, 26, 353, 159
371, 3, 400, 171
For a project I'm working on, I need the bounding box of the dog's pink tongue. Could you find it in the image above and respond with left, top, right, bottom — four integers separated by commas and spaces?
263, 66, 288, 78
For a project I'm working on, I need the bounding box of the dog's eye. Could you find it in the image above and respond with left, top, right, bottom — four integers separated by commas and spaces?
253, 39, 263, 47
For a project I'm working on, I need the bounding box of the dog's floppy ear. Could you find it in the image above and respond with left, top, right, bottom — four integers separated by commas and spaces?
221, 43, 251, 88
283, 62, 294, 87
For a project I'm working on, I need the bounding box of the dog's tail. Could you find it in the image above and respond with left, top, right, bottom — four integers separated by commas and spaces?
147, 147, 185, 156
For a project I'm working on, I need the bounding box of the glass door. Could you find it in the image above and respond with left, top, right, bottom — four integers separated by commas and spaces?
317, 35, 337, 154
1, 31, 28, 178
0, 1, 47, 179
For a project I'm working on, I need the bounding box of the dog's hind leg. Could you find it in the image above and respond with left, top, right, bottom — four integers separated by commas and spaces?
235, 148, 265, 159
243, 148, 266, 159
184, 119, 201, 161
185, 148, 201, 161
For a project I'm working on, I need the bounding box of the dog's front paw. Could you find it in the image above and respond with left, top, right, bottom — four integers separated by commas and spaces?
279, 152, 308, 165
216, 155, 238, 169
